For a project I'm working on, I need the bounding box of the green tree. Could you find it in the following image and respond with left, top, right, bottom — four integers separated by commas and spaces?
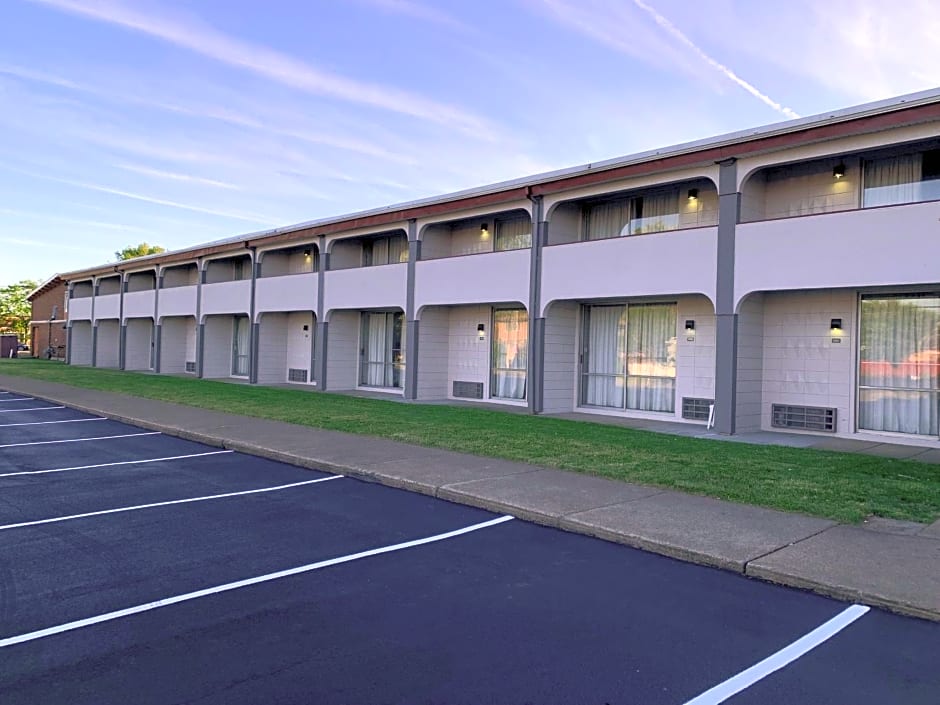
115, 242, 166, 260
0, 279, 39, 342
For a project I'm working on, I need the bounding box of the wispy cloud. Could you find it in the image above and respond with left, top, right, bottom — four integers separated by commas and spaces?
529, 0, 799, 119
27, 0, 499, 140
113, 163, 241, 190
358, 0, 473, 33
0, 206, 156, 232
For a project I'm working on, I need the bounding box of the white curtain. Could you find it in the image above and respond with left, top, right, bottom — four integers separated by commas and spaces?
232, 315, 250, 376
863, 154, 923, 207
582, 305, 626, 408
492, 309, 527, 399
585, 200, 630, 240
388, 236, 408, 263
362, 313, 387, 386
372, 238, 390, 266
631, 191, 679, 234
625, 304, 676, 412
495, 217, 532, 251
858, 297, 940, 435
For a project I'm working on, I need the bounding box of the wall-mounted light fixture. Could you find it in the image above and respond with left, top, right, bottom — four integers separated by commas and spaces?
687, 188, 699, 202
830, 318, 843, 343
303, 248, 311, 258
477, 323, 486, 341
480, 223, 490, 240
832, 163, 846, 179
685, 319, 696, 341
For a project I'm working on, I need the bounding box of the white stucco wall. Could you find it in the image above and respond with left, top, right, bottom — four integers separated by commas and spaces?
160, 316, 196, 374
124, 318, 154, 371
286, 311, 315, 382
201, 280, 251, 317
203, 316, 235, 378
158, 285, 197, 318
324, 264, 407, 312
68, 297, 92, 321
255, 274, 317, 316
414, 250, 529, 311
416, 307, 449, 400
542, 301, 579, 413
94, 294, 120, 321
123, 291, 155, 320
70, 321, 93, 365
257, 313, 288, 385
94, 319, 120, 368
325, 310, 359, 391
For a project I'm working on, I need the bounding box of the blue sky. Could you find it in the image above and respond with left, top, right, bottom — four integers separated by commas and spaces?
2, 0, 938, 285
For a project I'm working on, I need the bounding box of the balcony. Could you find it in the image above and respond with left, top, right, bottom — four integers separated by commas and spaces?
93, 293, 121, 320
255, 273, 318, 314
324, 263, 407, 312
68, 296, 92, 321
201, 280, 251, 316
541, 227, 718, 311
735, 200, 940, 303
123, 290, 155, 319
158, 285, 198, 318
415, 250, 529, 310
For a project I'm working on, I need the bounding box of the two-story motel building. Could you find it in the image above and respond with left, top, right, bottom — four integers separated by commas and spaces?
60, 89, 940, 446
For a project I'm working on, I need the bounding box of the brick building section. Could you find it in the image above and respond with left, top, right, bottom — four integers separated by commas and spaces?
27, 276, 68, 359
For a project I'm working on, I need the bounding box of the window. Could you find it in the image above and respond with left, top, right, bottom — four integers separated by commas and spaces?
580, 303, 676, 412
232, 315, 250, 377
362, 236, 408, 266
494, 217, 532, 251
232, 259, 250, 281
583, 189, 680, 240
491, 309, 528, 400
863, 149, 940, 207
858, 295, 940, 436
360, 312, 404, 388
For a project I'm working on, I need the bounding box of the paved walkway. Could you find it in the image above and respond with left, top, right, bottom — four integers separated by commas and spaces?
1, 374, 938, 622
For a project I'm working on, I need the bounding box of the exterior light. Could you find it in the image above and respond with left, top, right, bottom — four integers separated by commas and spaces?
303, 248, 311, 257
685, 319, 695, 341
687, 188, 699, 201
480, 223, 490, 240
833, 163, 846, 179
477, 323, 486, 340
830, 318, 843, 344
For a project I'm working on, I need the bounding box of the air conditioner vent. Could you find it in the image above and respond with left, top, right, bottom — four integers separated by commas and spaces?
453, 381, 484, 399
185, 361, 196, 373
288, 368, 308, 383
681, 397, 714, 421
771, 404, 836, 432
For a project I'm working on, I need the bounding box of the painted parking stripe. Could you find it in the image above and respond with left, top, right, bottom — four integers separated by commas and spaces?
0, 475, 344, 531
0, 397, 34, 403
0, 451, 234, 478
0, 514, 514, 648
682, 604, 870, 704
0, 432, 161, 449
0, 406, 65, 414
0, 417, 107, 428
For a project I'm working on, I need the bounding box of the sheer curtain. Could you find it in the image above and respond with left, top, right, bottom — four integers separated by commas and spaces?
863, 154, 923, 207
626, 304, 676, 412
232, 315, 250, 376
492, 309, 527, 399
585, 200, 630, 240
360, 313, 388, 386
632, 191, 679, 234
495, 217, 532, 251
859, 297, 940, 435
582, 305, 626, 408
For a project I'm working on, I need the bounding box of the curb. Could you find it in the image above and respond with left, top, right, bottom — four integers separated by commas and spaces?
3, 381, 938, 623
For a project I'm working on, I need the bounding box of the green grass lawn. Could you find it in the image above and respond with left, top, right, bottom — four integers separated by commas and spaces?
1, 358, 938, 524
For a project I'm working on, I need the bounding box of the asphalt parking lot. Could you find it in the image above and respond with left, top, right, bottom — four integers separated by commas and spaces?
1, 389, 938, 704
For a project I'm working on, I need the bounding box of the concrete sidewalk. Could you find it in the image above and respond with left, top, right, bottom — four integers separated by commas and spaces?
2, 374, 938, 622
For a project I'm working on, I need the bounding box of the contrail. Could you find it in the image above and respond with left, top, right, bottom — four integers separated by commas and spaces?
633, 0, 800, 119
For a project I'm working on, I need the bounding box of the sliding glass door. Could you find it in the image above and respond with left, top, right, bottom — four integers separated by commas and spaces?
360, 312, 404, 388
491, 308, 528, 400
859, 295, 940, 436
581, 303, 677, 413
232, 315, 250, 377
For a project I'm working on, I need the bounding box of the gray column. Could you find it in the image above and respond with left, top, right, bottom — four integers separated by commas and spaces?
196, 259, 204, 378
65, 325, 73, 365
315, 237, 328, 389
713, 159, 741, 435
404, 218, 419, 401
248, 250, 259, 384
527, 197, 547, 414
196, 323, 206, 378
153, 323, 162, 373
91, 324, 98, 367
119, 324, 127, 370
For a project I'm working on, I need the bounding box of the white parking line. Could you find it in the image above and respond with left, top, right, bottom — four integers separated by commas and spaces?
0, 397, 34, 403
0, 475, 344, 531
0, 514, 514, 648
0, 406, 65, 414
682, 604, 870, 705
0, 432, 161, 449
0, 418, 107, 428
0, 451, 234, 478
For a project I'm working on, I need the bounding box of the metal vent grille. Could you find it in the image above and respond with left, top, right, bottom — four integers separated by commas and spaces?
682, 397, 714, 421
771, 404, 836, 432
288, 368, 308, 383
453, 381, 484, 399
185, 361, 196, 373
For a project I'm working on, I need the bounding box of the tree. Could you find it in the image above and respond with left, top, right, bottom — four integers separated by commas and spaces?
0, 280, 39, 342
115, 242, 166, 260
